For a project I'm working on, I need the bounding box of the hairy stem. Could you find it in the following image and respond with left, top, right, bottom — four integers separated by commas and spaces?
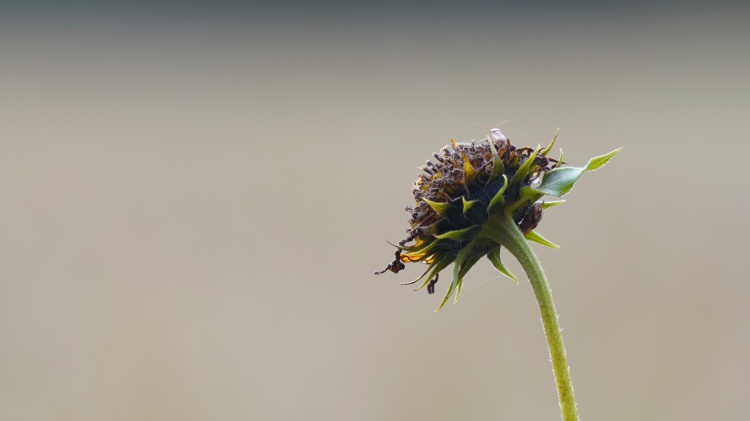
481, 215, 579, 421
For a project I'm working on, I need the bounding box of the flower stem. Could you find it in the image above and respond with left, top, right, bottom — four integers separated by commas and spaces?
482, 215, 580, 421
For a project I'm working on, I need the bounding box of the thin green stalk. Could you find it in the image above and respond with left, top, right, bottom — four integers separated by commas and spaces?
481, 215, 579, 421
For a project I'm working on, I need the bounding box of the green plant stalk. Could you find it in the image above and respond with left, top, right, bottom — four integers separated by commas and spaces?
481, 214, 579, 421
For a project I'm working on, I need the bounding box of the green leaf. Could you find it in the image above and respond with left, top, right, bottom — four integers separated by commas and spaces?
536, 167, 585, 197
585, 148, 622, 172
525, 230, 559, 249
486, 247, 519, 283
536, 148, 621, 197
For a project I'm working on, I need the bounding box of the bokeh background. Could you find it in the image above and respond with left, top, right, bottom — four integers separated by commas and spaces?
2, 2, 749, 420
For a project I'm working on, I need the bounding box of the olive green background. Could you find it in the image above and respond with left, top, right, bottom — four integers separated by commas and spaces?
2, 5, 749, 420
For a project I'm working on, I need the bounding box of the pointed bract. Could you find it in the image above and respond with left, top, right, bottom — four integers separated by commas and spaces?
488, 175, 508, 212
509, 146, 542, 196
422, 198, 452, 217
525, 230, 560, 249
541, 129, 559, 157
487, 247, 519, 283
462, 197, 479, 215
542, 200, 566, 209
434, 226, 480, 241
487, 135, 506, 181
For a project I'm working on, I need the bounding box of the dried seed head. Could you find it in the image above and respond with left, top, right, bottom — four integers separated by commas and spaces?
375, 127, 621, 310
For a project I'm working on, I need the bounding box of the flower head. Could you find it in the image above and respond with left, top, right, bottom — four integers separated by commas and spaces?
376, 128, 620, 310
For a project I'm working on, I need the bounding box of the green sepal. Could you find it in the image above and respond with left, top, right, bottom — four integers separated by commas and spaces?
454, 250, 484, 304
462, 197, 480, 215
486, 247, 519, 283
487, 174, 508, 212
508, 146, 541, 196
487, 136, 505, 181
556, 149, 564, 168
455, 275, 464, 304
413, 221, 441, 236
536, 148, 621, 197
400, 259, 440, 286
435, 277, 457, 312
504, 186, 543, 215
525, 230, 559, 249
541, 128, 559, 157
520, 186, 545, 204
414, 255, 454, 291
436, 242, 481, 311
433, 226, 480, 241
542, 200, 565, 209
436, 250, 467, 311
422, 198, 452, 217
462, 196, 487, 225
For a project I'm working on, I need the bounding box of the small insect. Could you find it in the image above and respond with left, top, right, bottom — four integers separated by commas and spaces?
519, 202, 543, 235
489, 128, 507, 142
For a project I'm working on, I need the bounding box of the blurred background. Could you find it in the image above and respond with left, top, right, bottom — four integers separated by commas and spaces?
1, 1, 749, 420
